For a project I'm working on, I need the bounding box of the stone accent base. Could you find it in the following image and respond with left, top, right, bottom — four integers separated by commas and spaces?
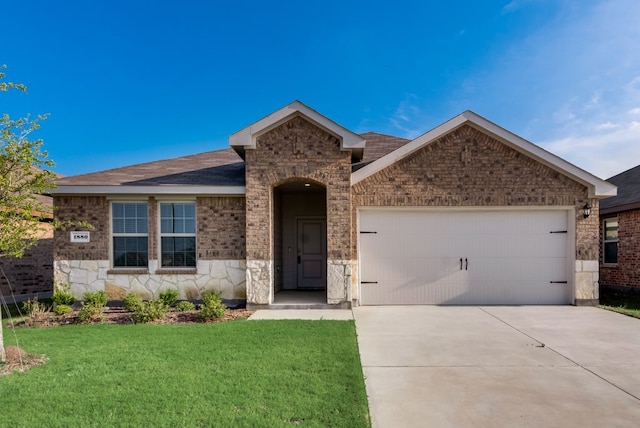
575, 260, 599, 302
246, 259, 273, 304
54, 259, 246, 300
327, 260, 353, 304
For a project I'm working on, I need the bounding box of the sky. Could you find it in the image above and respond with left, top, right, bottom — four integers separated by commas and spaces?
2, 0, 639, 180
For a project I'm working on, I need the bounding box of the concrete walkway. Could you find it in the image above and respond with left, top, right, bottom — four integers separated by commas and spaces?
353, 306, 640, 428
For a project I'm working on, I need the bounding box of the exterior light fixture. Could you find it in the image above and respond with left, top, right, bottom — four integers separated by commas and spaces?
582, 203, 591, 219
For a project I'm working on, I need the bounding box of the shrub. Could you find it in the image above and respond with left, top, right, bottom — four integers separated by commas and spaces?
54, 304, 73, 315
83, 291, 108, 307
159, 289, 179, 307
198, 292, 226, 321
52, 282, 75, 306
78, 291, 108, 323
123, 293, 143, 312
176, 301, 195, 312
22, 297, 49, 320
133, 299, 169, 324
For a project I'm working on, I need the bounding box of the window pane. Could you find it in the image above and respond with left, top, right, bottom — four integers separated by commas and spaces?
604, 242, 618, 264
113, 219, 124, 234
161, 237, 196, 267
113, 237, 148, 267
184, 219, 195, 233
112, 203, 124, 217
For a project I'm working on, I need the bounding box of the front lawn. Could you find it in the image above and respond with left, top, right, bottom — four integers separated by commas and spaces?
599, 287, 640, 319
0, 320, 370, 427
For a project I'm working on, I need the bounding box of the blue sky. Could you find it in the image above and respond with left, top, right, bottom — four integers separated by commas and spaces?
2, 0, 639, 179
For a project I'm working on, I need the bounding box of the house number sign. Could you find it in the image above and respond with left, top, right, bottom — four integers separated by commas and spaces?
70, 231, 91, 243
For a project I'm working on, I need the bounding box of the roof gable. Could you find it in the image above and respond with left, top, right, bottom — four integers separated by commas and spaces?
229, 100, 366, 161
352, 111, 616, 199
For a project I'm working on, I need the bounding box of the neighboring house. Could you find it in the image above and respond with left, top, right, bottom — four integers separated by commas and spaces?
52, 101, 616, 307
0, 193, 54, 298
600, 164, 640, 292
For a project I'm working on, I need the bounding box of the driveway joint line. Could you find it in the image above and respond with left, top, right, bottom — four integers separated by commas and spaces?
478, 306, 640, 403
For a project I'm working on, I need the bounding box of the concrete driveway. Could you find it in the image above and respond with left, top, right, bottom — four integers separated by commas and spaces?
353, 306, 640, 427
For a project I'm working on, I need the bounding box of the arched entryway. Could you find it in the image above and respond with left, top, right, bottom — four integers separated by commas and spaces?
273, 179, 327, 304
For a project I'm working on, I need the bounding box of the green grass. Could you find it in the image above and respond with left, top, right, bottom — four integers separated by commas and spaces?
599, 287, 640, 319
0, 320, 370, 427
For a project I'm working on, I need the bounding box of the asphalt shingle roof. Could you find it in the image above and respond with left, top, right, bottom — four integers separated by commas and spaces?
600, 164, 640, 213
56, 148, 245, 187
56, 133, 412, 188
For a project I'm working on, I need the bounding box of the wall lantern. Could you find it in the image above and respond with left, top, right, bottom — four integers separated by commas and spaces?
582, 203, 591, 219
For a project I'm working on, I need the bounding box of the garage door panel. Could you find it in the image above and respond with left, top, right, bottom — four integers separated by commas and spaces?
359, 210, 570, 305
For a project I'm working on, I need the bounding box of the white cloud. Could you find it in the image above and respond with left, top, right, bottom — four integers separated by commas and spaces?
542, 118, 640, 178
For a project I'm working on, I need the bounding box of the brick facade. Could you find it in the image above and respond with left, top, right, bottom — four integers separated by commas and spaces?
600, 209, 640, 288
53, 195, 247, 300
51, 107, 609, 306
351, 125, 598, 304
0, 223, 53, 297
197, 196, 246, 260
244, 116, 352, 304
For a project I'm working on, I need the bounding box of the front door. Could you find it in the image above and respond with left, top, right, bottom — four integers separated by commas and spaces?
297, 219, 327, 288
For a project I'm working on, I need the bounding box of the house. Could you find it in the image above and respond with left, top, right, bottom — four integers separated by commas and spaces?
0, 193, 54, 299
52, 101, 616, 307
599, 164, 640, 294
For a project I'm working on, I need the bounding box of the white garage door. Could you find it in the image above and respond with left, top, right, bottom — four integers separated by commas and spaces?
359, 210, 571, 305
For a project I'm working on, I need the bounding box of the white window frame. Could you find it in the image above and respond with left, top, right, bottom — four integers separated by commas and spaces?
158, 201, 197, 268
602, 217, 619, 265
111, 201, 149, 268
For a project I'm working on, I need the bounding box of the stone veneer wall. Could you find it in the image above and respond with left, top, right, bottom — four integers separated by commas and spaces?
600, 209, 640, 289
244, 116, 353, 305
351, 125, 599, 305
53, 195, 247, 300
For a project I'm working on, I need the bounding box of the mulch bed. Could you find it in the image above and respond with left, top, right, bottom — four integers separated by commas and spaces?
0, 346, 48, 376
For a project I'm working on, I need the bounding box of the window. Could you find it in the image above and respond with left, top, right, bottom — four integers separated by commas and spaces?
602, 217, 618, 264
112, 202, 148, 267
160, 202, 196, 268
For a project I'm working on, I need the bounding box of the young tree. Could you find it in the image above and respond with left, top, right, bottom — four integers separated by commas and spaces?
0, 65, 57, 362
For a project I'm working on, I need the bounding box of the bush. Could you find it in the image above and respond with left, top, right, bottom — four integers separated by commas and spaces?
159, 289, 179, 307
198, 292, 226, 321
83, 291, 107, 307
22, 297, 49, 320
133, 299, 169, 324
123, 293, 143, 312
78, 291, 108, 323
176, 301, 195, 312
52, 282, 75, 306
54, 304, 73, 315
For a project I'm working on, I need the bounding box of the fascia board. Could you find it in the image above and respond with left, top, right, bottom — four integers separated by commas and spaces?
229, 100, 365, 151
52, 185, 246, 195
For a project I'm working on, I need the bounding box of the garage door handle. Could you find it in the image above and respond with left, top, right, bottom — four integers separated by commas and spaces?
550, 281, 567, 284
465, 258, 468, 270
361, 281, 378, 284
460, 258, 463, 270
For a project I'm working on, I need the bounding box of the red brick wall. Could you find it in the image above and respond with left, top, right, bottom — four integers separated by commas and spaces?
54, 196, 110, 261
244, 116, 352, 262
600, 209, 640, 288
0, 223, 54, 297
197, 196, 246, 260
